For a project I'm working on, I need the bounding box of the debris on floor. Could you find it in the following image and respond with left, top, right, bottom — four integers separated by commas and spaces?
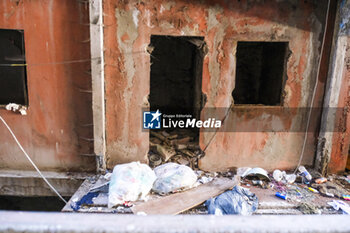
206, 185, 258, 215
62, 162, 350, 216
328, 200, 350, 214
149, 130, 202, 169
108, 162, 156, 208
297, 202, 321, 215
132, 177, 237, 215
152, 162, 197, 195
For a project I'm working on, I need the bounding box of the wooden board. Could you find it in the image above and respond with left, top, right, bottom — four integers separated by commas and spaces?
131, 177, 238, 215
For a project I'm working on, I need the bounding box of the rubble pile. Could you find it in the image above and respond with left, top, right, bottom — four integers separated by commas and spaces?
148, 130, 203, 169
68, 161, 350, 216
239, 166, 350, 214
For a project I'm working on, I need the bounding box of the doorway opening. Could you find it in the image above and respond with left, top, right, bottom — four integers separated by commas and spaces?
148, 35, 205, 168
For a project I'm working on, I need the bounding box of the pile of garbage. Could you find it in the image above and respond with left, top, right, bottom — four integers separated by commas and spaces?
71, 161, 259, 216
148, 130, 203, 169
70, 161, 350, 215
206, 186, 258, 215
238, 166, 350, 214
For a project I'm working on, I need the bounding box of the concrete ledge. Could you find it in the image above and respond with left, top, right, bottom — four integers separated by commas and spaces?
0, 211, 349, 233
0, 170, 93, 197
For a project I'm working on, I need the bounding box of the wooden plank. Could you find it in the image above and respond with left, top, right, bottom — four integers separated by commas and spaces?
131, 177, 238, 215
89, 0, 106, 172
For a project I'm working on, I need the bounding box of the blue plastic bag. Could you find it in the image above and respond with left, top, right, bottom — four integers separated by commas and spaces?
205, 186, 258, 215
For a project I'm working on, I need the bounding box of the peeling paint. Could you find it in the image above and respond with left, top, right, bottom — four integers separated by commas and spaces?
104, 0, 329, 171
0, 0, 95, 172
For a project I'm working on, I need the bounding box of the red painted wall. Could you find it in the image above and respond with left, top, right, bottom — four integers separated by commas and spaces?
0, 0, 95, 172
103, 0, 329, 171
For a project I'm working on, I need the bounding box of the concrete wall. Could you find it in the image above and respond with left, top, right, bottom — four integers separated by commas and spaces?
0, 0, 95, 172
317, 0, 350, 174
103, 0, 328, 171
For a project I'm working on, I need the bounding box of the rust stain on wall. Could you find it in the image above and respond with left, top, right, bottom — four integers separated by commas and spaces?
104, 0, 328, 171
328, 38, 350, 174
0, 0, 95, 172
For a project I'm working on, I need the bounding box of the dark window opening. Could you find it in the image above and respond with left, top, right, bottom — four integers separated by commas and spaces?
0, 196, 68, 211
149, 35, 204, 117
232, 42, 289, 105
148, 35, 205, 167
0, 29, 28, 106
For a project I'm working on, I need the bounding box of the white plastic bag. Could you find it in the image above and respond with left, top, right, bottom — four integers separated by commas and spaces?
152, 163, 197, 194
108, 162, 156, 208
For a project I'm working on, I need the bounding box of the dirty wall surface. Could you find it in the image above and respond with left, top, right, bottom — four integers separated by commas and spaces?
104, 0, 328, 171
327, 0, 350, 173
0, 0, 95, 172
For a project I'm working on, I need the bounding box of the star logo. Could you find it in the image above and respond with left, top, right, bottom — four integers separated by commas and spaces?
150, 109, 161, 122
143, 110, 162, 129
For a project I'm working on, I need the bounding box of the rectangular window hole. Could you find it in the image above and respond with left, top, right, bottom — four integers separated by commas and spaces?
232, 41, 289, 106
0, 29, 28, 106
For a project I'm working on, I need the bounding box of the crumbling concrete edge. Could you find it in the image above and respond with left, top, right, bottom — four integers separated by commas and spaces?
0, 170, 92, 197
90, 0, 106, 173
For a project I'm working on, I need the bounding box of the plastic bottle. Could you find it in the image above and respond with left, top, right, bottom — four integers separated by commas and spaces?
298, 166, 312, 181
275, 192, 287, 200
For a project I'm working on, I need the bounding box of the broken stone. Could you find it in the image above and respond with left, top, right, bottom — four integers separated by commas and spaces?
170, 136, 192, 146
150, 131, 168, 142
161, 131, 170, 137
180, 149, 196, 158
297, 202, 321, 215
156, 144, 176, 162
149, 130, 199, 169
167, 134, 178, 140
150, 137, 162, 145
312, 181, 349, 198
176, 144, 187, 150
187, 142, 200, 150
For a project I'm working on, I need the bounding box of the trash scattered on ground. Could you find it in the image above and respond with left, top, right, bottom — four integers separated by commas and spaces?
92, 193, 109, 205
328, 200, 350, 214
237, 167, 251, 177
205, 185, 258, 215
243, 167, 270, 181
311, 181, 347, 198
152, 162, 197, 194
64, 160, 350, 216
273, 170, 284, 182
272, 169, 296, 184
71, 192, 99, 211
108, 162, 156, 208
275, 192, 288, 200
297, 202, 321, 214
308, 187, 319, 193
298, 165, 312, 183
315, 177, 327, 184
